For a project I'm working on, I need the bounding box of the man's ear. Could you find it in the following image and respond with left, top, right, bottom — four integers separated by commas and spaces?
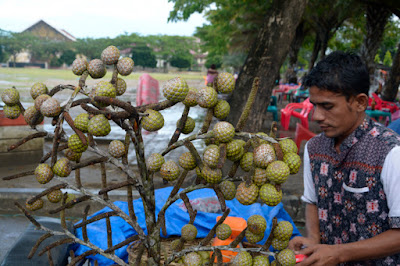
355, 93, 369, 111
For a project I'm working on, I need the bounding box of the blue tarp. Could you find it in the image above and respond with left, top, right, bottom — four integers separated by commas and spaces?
72, 187, 301, 265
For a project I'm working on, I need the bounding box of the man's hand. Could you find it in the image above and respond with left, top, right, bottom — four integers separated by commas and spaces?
296, 244, 341, 266
288, 236, 318, 251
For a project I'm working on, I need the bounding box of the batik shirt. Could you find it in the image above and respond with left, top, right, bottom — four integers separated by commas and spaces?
302, 117, 400, 265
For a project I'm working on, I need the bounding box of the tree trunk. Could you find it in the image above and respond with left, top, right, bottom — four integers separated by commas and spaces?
227, 0, 307, 132
308, 33, 321, 71
382, 42, 400, 101
288, 20, 306, 67
360, 4, 391, 76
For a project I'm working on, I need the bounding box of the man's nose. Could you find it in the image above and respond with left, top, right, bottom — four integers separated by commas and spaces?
312, 107, 324, 121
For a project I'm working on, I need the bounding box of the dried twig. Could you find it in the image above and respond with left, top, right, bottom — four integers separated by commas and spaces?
7, 132, 47, 151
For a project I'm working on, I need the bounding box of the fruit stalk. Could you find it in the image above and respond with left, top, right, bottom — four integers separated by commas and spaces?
235, 77, 259, 131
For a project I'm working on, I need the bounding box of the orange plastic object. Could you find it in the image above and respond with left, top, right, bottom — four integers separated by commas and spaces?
211, 237, 239, 263
0, 110, 44, 126
295, 122, 316, 150
216, 216, 247, 238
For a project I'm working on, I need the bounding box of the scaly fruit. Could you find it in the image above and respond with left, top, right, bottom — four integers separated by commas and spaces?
273, 221, 293, 241
240, 152, 253, 172
266, 161, 290, 184
146, 153, 165, 172
88, 114, 111, 136
253, 144, 275, 169
213, 121, 235, 143
24, 106, 43, 126
142, 109, 164, 131
236, 182, 259, 205
183, 252, 202, 266
160, 161, 180, 181
213, 99, 230, 120
203, 144, 220, 168
252, 167, 268, 186
34, 94, 51, 111
181, 224, 197, 241
26, 198, 44, 211
68, 134, 88, 153
163, 77, 189, 102
116, 57, 134, 76
171, 239, 184, 252
47, 189, 63, 203
178, 152, 197, 170
74, 113, 89, 133
216, 72, 235, 94
64, 148, 82, 162
259, 183, 282, 206
232, 251, 253, 266
247, 215, 267, 235
71, 58, 88, 76
198, 251, 211, 265
226, 139, 244, 162
200, 165, 222, 184
65, 193, 77, 208
245, 229, 264, 244
115, 78, 127, 96
94, 81, 116, 106
283, 152, 301, 174
30, 82, 48, 99
1, 87, 19, 105
108, 140, 126, 158
101, 45, 120, 65
219, 180, 236, 200
195, 167, 203, 179
3, 104, 20, 119
40, 98, 61, 117
216, 223, 232, 240
279, 138, 298, 154
88, 59, 106, 79
35, 164, 54, 184
272, 238, 289, 251
177, 117, 195, 134
197, 86, 218, 108
253, 255, 270, 266
276, 249, 296, 266
52, 158, 72, 177
182, 87, 198, 107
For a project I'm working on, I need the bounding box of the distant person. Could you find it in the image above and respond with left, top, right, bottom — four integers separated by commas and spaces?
206, 64, 218, 86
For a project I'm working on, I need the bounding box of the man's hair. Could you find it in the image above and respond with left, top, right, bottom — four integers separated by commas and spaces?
303, 51, 370, 99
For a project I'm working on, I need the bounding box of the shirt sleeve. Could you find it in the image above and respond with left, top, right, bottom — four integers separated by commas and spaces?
301, 142, 317, 204
381, 145, 400, 228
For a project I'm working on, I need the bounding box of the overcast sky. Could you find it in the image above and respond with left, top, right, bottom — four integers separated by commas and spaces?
0, 0, 208, 38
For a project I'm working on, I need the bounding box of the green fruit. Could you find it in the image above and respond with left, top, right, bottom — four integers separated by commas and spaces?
253, 255, 270, 266
30, 82, 48, 99
101, 45, 120, 65
146, 153, 165, 172
34, 94, 51, 111
259, 183, 282, 206
232, 251, 253, 266
226, 139, 245, 162
52, 158, 72, 177
200, 165, 222, 184
171, 239, 184, 252
94, 81, 116, 106
266, 161, 290, 184
3, 104, 21, 119
24, 106, 43, 126
177, 116, 195, 134
115, 78, 127, 96
253, 144, 275, 169
272, 238, 289, 251
219, 180, 236, 200
65, 193, 77, 208
181, 224, 197, 241
26, 198, 44, 211
283, 152, 301, 174
74, 113, 89, 133
178, 152, 197, 170
68, 134, 88, 153
236, 182, 259, 205
163, 77, 189, 102
142, 109, 164, 131
160, 161, 180, 181
245, 229, 264, 244
198, 251, 211, 264
247, 215, 267, 235
213, 121, 235, 143
182, 87, 198, 107
35, 164, 54, 184
216, 223, 232, 240
276, 249, 296, 266
213, 99, 230, 119
40, 98, 61, 117
197, 86, 218, 108
183, 252, 202, 266
71, 58, 88, 76
64, 148, 82, 162
273, 221, 293, 241
240, 152, 254, 172
253, 167, 269, 187
279, 139, 298, 154
47, 189, 63, 203
88, 59, 106, 79
1, 87, 20, 105
216, 72, 235, 94
117, 57, 134, 76
88, 114, 111, 136
203, 144, 220, 168
108, 140, 125, 158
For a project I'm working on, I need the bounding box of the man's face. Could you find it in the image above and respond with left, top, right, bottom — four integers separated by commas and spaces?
309, 86, 365, 145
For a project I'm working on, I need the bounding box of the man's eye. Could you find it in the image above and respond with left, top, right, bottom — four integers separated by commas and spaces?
323, 105, 333, 110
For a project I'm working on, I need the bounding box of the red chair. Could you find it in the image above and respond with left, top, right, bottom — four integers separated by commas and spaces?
280, 98, 314, 130
369, 93, 399, 113
295, 122, 316, 150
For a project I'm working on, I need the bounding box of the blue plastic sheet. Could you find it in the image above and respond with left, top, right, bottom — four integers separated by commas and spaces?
72, 187, 301, 265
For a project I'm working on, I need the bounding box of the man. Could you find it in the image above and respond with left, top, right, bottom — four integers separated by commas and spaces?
289, 51, 400, 265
